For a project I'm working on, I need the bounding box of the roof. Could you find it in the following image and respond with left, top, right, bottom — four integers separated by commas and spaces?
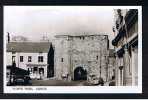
55, 34, 108, 38
7, 42, 51, 53
7, 66, 29, 75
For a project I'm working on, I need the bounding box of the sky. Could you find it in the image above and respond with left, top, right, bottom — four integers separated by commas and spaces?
4, 6, 115, 47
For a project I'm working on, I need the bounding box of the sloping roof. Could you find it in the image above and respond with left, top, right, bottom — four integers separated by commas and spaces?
7, 42, 51, 53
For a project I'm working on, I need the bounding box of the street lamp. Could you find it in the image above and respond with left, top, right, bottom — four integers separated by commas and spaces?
104, 55, 109, 82
10, 48, 16, 85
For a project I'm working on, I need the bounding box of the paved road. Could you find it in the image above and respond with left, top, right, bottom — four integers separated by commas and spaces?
30, 79, 89, 86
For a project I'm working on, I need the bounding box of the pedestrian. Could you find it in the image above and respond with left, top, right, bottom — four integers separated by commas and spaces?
109, 76, 115, 86
98, 77, 104, 86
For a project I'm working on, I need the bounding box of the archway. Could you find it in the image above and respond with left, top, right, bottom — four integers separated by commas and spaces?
74, 67, 87, 80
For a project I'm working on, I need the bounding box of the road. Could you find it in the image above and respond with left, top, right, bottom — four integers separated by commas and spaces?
30, 79, 89, 86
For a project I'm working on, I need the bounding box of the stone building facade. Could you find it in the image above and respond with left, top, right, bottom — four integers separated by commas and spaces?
108, 49, 116, 81
112, 9, 138, 86
54, 34, 109, 81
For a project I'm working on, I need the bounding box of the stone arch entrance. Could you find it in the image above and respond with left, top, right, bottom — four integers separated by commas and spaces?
74, 67, 87, 80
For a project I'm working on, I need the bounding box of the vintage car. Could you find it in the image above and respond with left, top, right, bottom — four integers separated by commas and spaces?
13, 75, 31, 85
88, 74, 99, 85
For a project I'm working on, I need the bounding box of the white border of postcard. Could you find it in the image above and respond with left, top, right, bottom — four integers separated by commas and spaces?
3, 6, 142, 93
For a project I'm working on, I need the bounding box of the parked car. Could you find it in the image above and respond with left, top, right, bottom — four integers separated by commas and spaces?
98, 77, 104, 86
88, 74, 99, 85
24, 75, 31, 85
14, 77, 25, 85
13, 75, 31, 85
91, 77, 99, 85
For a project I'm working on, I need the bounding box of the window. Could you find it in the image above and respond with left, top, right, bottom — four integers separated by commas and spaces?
28, 56, 32, 62
33, 67, 37, 73
28, 68, 30, 71
12, 56, 16, 62
61, 58, 64, 62
96, 55, 98, 60
39, 68, 44, 74
82, 37, 85, 40
20, 56, 23, 62
6, 72, 10, 78
38, 56, 43, 62
31, 68, 33, 72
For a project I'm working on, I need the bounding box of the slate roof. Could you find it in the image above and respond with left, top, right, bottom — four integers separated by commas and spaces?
7, 42, 51, 53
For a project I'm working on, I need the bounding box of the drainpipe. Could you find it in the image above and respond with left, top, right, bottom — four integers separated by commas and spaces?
123, 10, 132, 86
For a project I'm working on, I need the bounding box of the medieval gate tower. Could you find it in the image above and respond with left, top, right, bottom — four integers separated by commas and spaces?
54, 34, 109, 81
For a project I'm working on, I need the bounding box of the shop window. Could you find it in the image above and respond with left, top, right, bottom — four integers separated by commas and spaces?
27, 68, 30, 72
33, 67, 37, 73
31, 68, 33, 72
39, 68, 44, 75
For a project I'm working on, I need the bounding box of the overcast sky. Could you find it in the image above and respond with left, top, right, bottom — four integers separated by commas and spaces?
4, 6, 115, 47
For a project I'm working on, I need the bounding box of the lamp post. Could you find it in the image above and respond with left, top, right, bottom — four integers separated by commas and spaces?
99, 43, 102, 78
10, 48, 16, 85
105, 55, 109, 82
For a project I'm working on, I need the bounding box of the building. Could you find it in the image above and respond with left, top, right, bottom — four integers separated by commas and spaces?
108, 49, 116, 81
54, 34, 109, 82
6, 42, 54, 80
112, 9, 138, 86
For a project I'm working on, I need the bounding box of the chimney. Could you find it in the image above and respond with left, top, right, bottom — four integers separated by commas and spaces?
7, 32, 10, 43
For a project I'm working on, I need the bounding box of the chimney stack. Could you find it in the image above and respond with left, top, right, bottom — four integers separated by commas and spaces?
7, 32, 10, 43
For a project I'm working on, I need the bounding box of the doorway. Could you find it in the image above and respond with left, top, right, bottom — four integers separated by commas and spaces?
74, 67, 87, 80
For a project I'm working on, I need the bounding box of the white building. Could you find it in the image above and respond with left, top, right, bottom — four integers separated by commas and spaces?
6, 42, 51, 79
54, 34, 109, 82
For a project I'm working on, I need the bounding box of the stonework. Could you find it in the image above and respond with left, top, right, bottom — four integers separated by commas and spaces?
54, 35, 109, 81
112, 9, 138, 86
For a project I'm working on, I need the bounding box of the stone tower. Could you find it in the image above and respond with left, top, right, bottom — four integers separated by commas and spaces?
54, 34, 109, 81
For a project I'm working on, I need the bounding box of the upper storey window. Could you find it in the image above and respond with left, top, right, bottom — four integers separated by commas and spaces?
38, 56, 43, 62
28, 56, 32, 62
20, 56, 23, 62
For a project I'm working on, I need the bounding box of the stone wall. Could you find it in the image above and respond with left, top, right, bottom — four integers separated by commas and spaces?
54, 35, 109, 81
